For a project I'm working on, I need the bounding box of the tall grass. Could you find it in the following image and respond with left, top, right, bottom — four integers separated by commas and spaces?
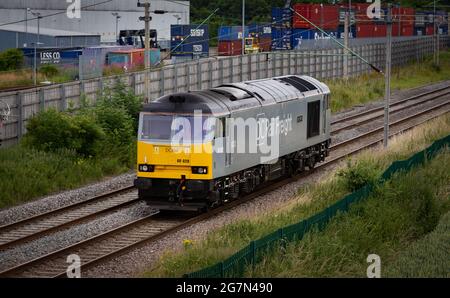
328, 50, 450, 112
145, 114, 450, 277
247, 151, 450, 277
385, 211, 450, 278
0, 146, 130, 209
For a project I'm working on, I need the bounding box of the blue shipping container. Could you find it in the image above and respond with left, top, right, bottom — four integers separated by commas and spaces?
414, 27, 424, 36
271, 28, 292, 50
248, 24, 272, 39
218, 26, 248, 41
272, 7, 292, 28
438, 26, 448, 35
21, 47, 83, 67
291, 29, 339, 49
415, 12, 427, 27
171, 25, 209, 57
337, 25, 356, 39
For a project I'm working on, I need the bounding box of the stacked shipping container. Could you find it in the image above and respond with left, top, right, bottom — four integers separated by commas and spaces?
107, 48, 161, 70
217, 26, 246, 56
171, 25, 209, 59
290, 4, 340, 49
272, 7, 292, 50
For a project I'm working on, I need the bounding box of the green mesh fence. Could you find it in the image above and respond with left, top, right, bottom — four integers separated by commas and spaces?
184, 134, 450, 278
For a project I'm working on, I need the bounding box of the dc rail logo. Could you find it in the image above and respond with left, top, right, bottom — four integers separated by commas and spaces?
67, 0, 81, 19
366, 0, 382, 20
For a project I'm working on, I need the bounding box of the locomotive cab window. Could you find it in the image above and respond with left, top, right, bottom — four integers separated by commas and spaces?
307, 101, 321, 139
140, 114, 214, 143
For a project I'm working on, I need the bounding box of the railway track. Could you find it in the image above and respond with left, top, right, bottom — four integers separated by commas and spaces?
330, 85, 450, 135
0, 97, 448, 278
0, 186, 137, 251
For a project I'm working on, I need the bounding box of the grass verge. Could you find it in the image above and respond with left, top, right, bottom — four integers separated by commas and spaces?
0, 82, 140, 209
327, 50, 450, 112
247, 150, 450, 277
385, 210, 450, 278
144, 113, 450, 277
0, 147, 130, 209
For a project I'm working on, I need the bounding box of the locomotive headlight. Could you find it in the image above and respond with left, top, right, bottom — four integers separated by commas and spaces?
192, 167, 208, 174
139, 164, 154, 172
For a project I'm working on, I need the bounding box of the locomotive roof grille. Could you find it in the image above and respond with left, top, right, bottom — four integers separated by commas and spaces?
278, 76, 318, 93
211, 85, 254, 101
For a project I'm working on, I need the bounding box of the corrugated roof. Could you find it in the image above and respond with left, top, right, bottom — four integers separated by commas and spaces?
0, 24, 99, 37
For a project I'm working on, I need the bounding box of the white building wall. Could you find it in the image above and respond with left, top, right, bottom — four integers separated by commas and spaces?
0, 1, 190, 43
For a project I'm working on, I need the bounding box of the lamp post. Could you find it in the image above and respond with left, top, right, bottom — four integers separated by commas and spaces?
348, 0, 352, 35
384, 5, 393, 148
30, 11, 42, 47
24, 8, 31, 47
112, 13, 121, 44
242, 0, 245, 55
32, 42, 44, 86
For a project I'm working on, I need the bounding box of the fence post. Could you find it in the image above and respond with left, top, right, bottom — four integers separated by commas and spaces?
230, 57, 234, 83
219, 59, 224, 85
174, 64, 178, 93
60, 85, 66, 112
240, 55, 244, 82
98, 77, 103, 96
209, 60, 213, 88
130, 73, 136, 95
257, 53, 261, 79
186, 63, 190, 91
17, 92, 23, 141
250, 241, 256, 269
197, 60, 202, 90
39, 88, 45, 112
220, 262, 225, 278
159, 68, 165, 97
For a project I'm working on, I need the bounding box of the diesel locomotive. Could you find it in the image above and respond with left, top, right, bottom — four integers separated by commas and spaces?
134, 75, 331, 211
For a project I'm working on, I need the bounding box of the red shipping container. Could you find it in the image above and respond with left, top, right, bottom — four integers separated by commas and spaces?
392, 21, 402, 37
258, 37, 272, 52
401, 8, 415, 26
292, 4, 339, 30
355, 3, 371, 22
426, 25, 434, 36
392, 7, 415, 26
401, 25, 414, 36
218, 40, 242, 56
373, 24, 387, 37
356, 24, 375, 38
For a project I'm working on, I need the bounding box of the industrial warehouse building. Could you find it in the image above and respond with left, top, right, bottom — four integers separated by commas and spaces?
0, 24, 101, 51
0, 0, 190, 45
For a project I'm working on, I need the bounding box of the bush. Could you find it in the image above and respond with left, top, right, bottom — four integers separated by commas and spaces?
0, 49, 24, 71
23, 109, 104, 157
100, 81, 143, 129
337, 159, 380, 192
95, 104, 134, 145
39, 65, 59, 78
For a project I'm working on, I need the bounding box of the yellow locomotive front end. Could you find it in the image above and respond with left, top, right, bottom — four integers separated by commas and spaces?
134, 112, 217, 211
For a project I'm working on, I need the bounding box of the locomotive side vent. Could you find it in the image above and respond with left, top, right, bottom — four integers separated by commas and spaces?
279, 76, 318, 93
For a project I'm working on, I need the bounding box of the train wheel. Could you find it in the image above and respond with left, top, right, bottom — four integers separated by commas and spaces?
240, 179, 255, 194
307, 156, 316, 170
